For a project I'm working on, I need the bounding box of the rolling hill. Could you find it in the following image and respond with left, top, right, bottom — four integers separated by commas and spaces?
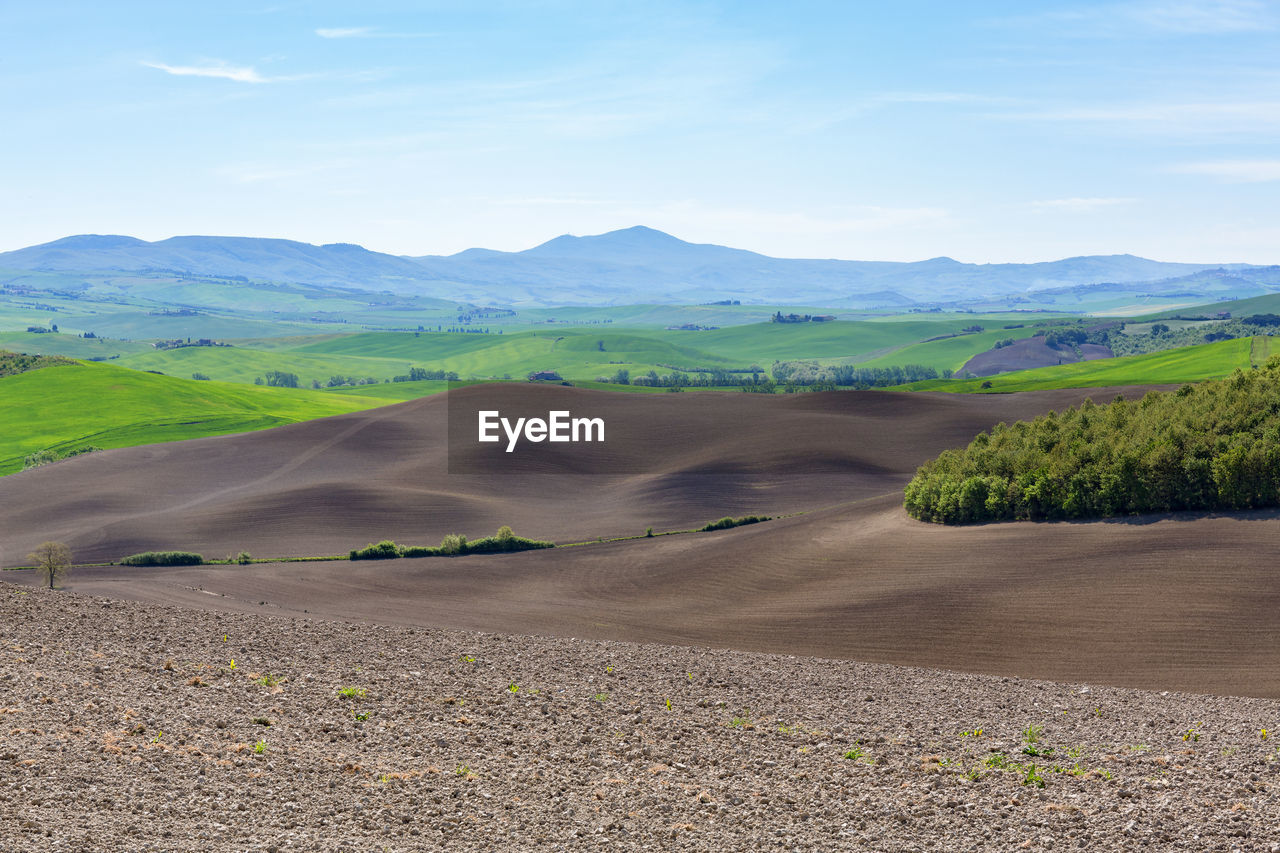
0, 361, 389, 475
3, 227, 1268, 308
9, 382, 1280, 698
905, 337, 1254, 392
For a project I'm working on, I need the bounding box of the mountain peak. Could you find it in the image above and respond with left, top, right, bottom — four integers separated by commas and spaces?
525, 225, 688, 256
39, 234, 149, 250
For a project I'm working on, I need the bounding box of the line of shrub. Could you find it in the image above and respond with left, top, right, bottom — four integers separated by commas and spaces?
700, 515, 771, 532
120, 551, 204, 566
905, 360, 1280, 523
349, 526, 554, 561
22, 445, 102, 471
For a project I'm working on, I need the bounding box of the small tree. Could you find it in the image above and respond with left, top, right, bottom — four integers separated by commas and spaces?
28, 541, 71, 590
439, 534, 467, 555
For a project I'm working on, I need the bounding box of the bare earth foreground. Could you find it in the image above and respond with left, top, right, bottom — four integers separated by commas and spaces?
3, 583, 1280, 852
6, 385, 1280, 849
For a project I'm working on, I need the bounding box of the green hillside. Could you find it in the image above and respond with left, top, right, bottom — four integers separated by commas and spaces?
8, 316, 1088, 389
903, 337, 1253, 393
0, 361, 389, 475
293, 329, 734, 381
856, 325, 1045, 372
116, 345, 415, 386
0, 331, 151, 359
1138, 292, 1280, 322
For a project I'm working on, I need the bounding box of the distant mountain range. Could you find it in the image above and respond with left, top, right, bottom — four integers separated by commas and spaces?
1, 226, 1273, 308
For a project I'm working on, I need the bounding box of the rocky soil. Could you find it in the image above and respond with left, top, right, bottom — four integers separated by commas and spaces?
2, 579, 1279, 851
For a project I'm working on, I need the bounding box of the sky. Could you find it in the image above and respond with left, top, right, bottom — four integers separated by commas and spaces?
3, 0, 1279, 263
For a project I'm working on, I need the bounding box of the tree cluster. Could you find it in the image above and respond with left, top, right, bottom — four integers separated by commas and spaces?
771, 361, 945, 387
350, 526, 554, 560
393, 367, 458, 382
263, 370, 299, 388
905, 360, 1280, 523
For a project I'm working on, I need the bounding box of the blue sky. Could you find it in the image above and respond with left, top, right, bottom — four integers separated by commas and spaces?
3, 1, 1278, 262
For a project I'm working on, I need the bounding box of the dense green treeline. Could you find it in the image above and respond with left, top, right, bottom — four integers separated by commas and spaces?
905, 360, 1280, 523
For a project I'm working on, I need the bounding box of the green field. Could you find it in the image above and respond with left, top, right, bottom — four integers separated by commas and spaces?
856, 325, 1046, 372
1138, 292, 1280, 321
903, 337, 1254, 393
0, 362, 391, 475
73, 317, 1081, 388
0, 332, 152, 359
2, 312, 1269, 479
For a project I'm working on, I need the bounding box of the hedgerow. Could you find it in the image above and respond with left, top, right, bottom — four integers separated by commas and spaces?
350, 527, 553, 560
120, 551, 204, 566
700, 515, 771, 532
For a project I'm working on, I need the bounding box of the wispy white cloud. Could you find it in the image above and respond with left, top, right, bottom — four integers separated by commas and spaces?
1029, 197, 1138, 211
315, 26, 435, 39
490, 196, 614, 207
630, 201, 951, 240
1171, 159, 1280, 182
315, 38, 779, 142
316, 26, 374, 38
215, 157, 356, 184
990, 0, 1277, 36
142, 61, 267, 84
874, 92, 1015, 105
795, 91, 1021, 134
1123, 0, 1276, 34
1005, 99, 1280, 137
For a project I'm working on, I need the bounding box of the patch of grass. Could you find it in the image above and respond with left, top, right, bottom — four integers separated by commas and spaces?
0, 360, 387, 476
337, 686, 367, 699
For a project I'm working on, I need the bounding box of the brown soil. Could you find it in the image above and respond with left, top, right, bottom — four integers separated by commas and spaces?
11, 384, 1280, 699
962, 338, 1113, 376
0, 384, 1146, 566
3, 582, 1280, 851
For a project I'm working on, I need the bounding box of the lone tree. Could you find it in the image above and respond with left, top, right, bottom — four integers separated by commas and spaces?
27, 541, 71, 590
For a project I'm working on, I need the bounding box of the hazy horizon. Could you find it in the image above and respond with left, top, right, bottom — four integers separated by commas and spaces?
4, 224, 1266, 268
4, 1, 1279, 264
